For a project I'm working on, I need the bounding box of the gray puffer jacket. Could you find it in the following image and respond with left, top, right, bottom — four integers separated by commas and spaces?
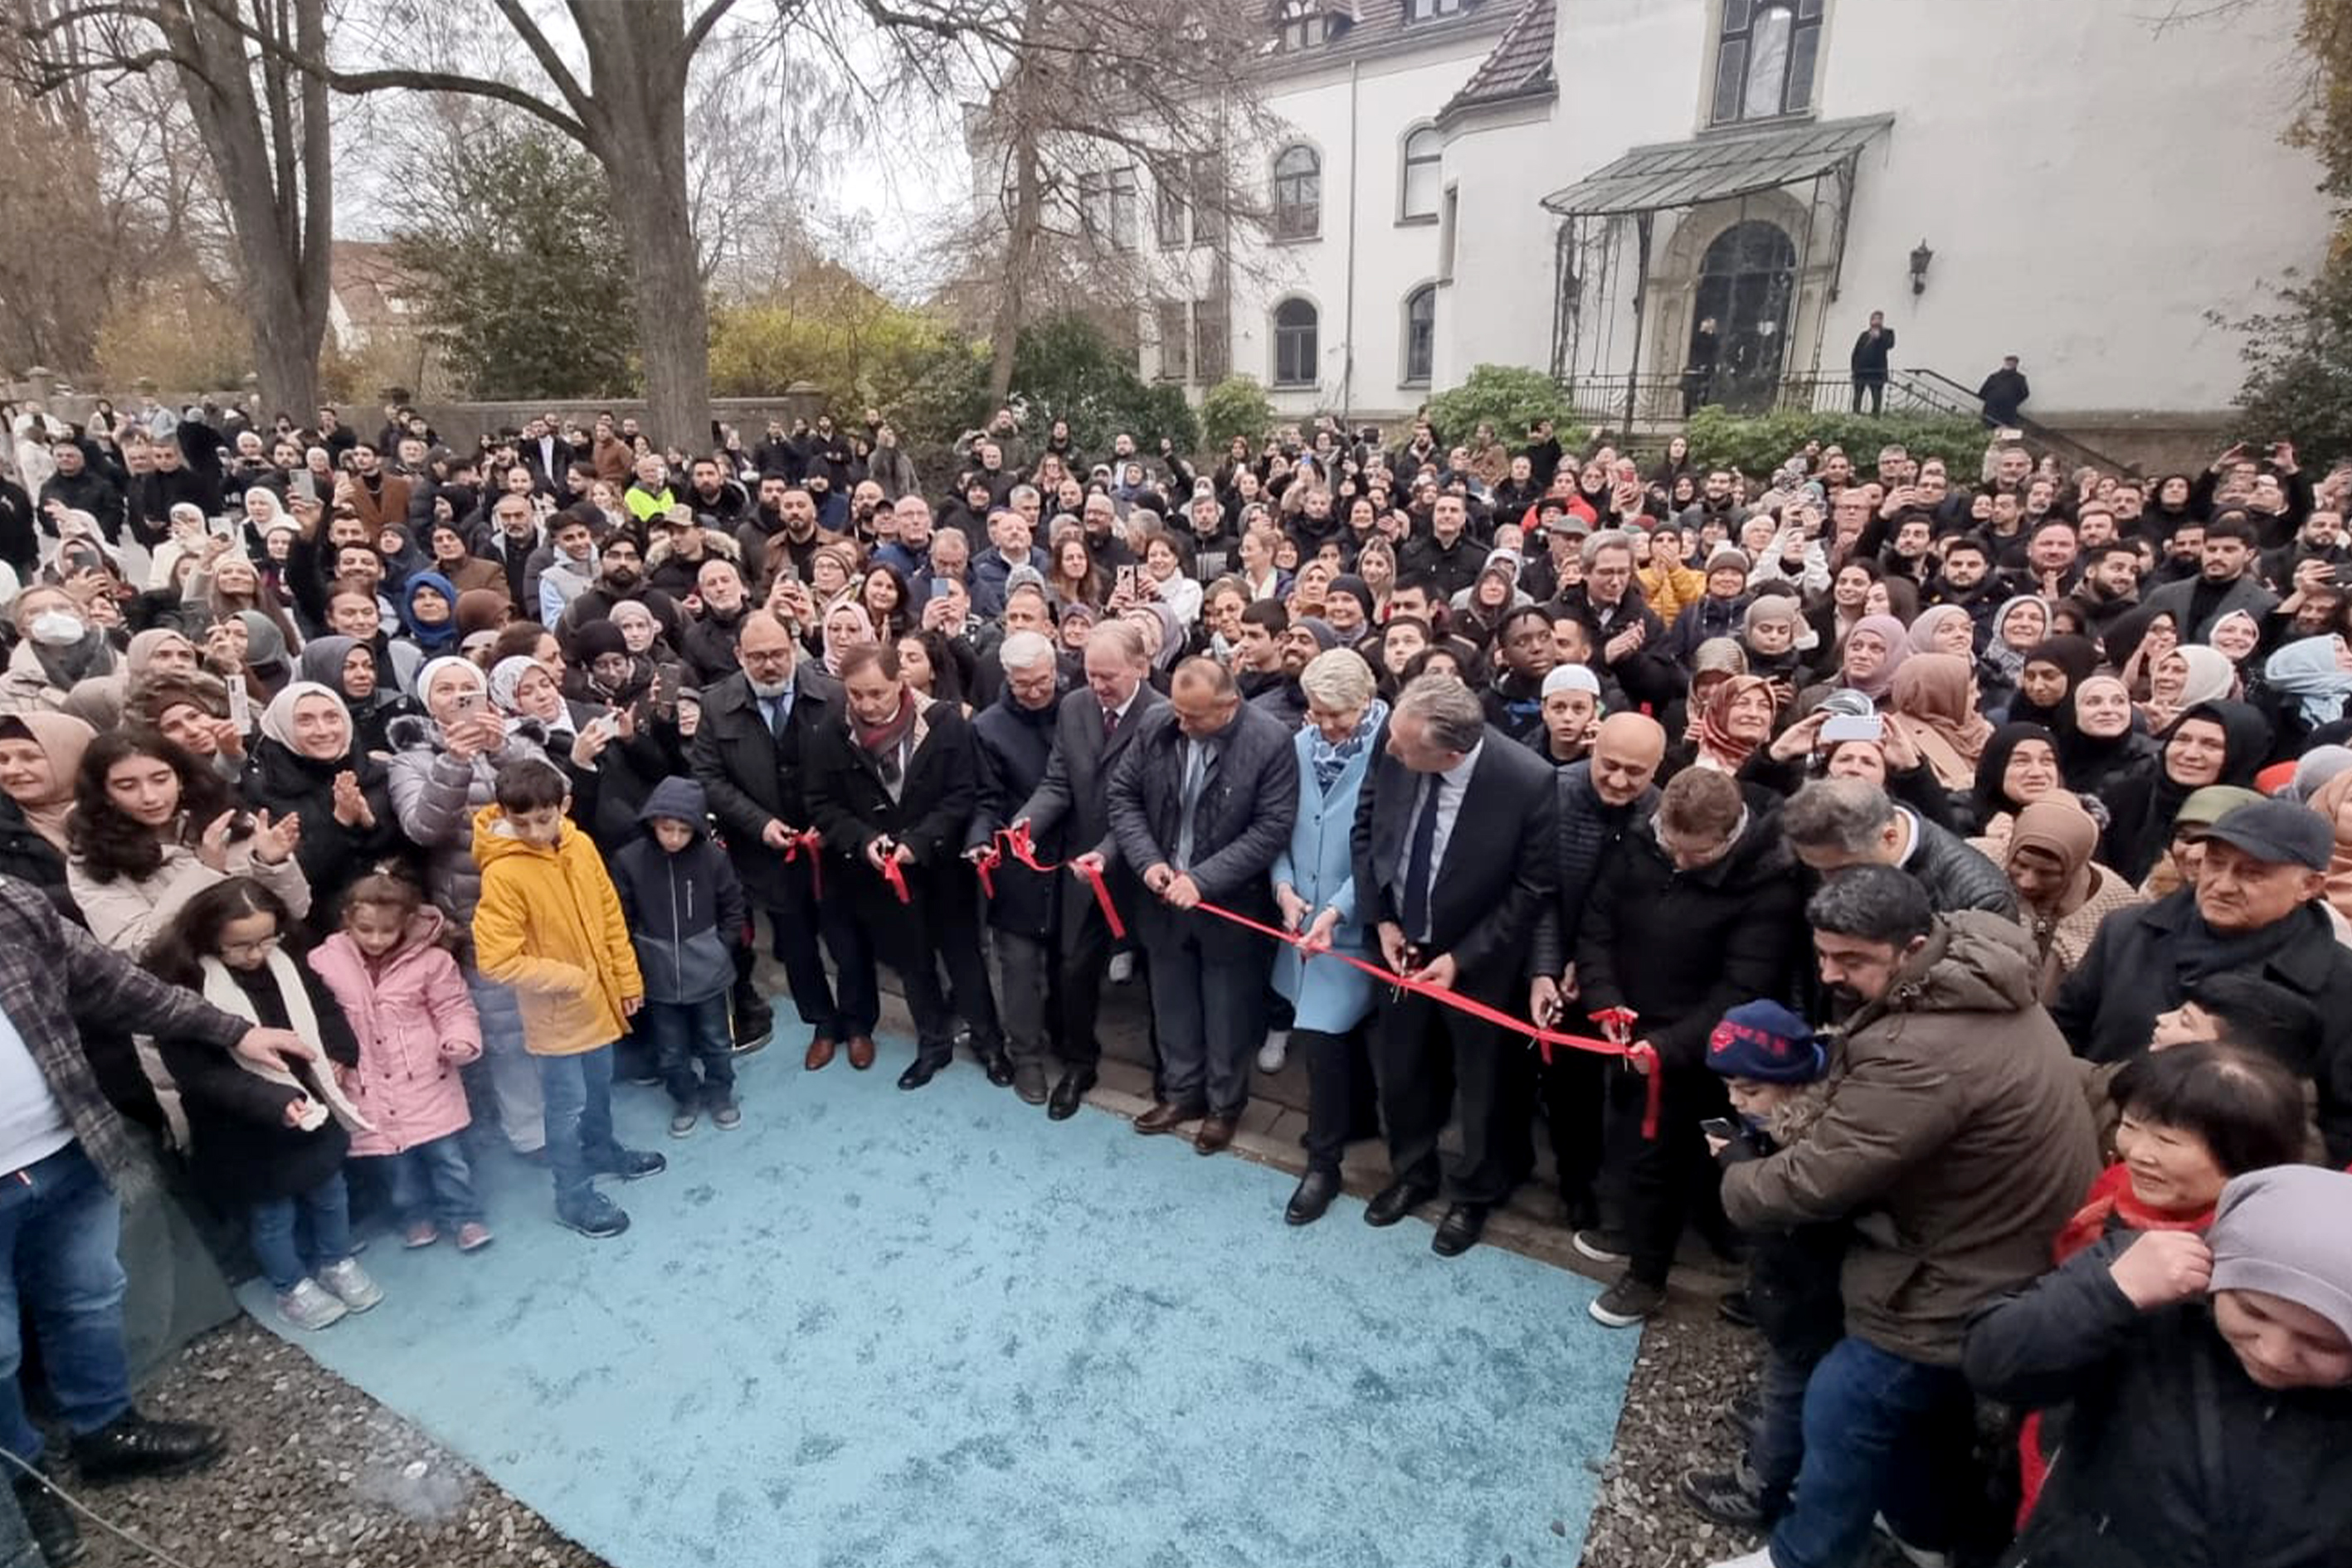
382, 714, 550, 957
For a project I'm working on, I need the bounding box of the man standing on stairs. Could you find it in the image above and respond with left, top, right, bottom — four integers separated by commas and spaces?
1849, 310, 1895, 415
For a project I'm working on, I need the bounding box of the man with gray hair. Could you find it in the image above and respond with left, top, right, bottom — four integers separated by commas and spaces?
967, 631, 1071, 1104
1781, 777, 2016, 918
1554, 528, 1681, 711
1014, 619, 1165, 1119
1350, 673, 1556, 1257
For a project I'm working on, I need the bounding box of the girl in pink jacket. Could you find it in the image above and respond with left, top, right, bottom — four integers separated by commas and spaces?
309, 872, 492, 1252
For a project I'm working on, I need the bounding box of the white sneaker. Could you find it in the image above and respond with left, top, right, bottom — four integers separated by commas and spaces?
1108, 952, 1135, 984
1256, 1030, 1289, 1074
277, 1278, 348, 1331
1706, 1548, 1775, 1568
316, 1258, 383, 1312
1874, 1515, 1950, 1568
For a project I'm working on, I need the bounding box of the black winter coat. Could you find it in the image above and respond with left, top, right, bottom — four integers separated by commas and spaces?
159, 959, 361, 1205
241, 738, 408, 924
0, 796, 76, 920
967, 690, 1064, 939
802, 699, 981, 923
1717, 1126, 1847, 1359
1575, 812, 1805, 1069
1526, 762, 1655, 981
1965, 1236, 2352, 1568
687, 666, 843, 905
2048, 891, 2352, 1164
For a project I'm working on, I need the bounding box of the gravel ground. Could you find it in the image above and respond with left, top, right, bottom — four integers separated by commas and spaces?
55, 1293, 1801, 1568
68, 1323, 607, 1568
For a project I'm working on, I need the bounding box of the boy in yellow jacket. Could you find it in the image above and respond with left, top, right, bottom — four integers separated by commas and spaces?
471, 759, 664, 1239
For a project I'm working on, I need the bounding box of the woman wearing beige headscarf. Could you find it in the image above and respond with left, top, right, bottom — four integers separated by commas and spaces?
1887, 651, 1995, 796
0, 710, 95, 913
2002, 796, 2144, 1001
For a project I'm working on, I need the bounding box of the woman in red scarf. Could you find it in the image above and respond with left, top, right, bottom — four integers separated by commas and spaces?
803, 642, 1010, 1092
1692, 674, 1778, 778
2017, 1037, 2310, 1522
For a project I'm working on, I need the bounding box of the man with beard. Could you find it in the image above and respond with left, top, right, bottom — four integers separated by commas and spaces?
681, 457, 749, 528
1080, 490, 1136, 569
1923, 534, 2000, 643
38, 436, 124, 545
1708, 866, 2096, 1568
680, 558, 755, 685
334, 441, 407, 533
557, 534, 684, 654
2064, 540, 2145, 637
738, 483, 837, 587
1250, 619, 1332, 730
689, 610, 879, 1071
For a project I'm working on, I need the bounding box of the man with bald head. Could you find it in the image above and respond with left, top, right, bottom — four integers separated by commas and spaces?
1107, 657, 1298, 1152
1526, 712, 1667, 1234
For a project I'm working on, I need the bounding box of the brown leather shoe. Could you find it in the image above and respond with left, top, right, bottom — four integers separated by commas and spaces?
846, 1035, 877, 1071
803, 1035, 836, 1071
1134, 1099, 1205, 1136
1194, 1113, 1238, 1155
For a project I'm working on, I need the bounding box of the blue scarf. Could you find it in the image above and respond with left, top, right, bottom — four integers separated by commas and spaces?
1308, 698, 1387, 796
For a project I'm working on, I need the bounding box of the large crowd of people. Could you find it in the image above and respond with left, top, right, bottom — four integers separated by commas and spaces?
0, 391, 2348, 1568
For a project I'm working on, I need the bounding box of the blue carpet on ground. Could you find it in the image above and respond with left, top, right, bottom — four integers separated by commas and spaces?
246, 1040, 1637, 1568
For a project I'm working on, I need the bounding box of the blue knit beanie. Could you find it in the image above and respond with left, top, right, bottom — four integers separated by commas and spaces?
1706, 1000, 1826, 1083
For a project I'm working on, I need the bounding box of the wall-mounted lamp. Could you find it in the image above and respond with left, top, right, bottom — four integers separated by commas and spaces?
1909, 240, 1934, 295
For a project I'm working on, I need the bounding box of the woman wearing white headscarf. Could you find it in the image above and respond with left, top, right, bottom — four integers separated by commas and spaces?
385, 655, 550, 1153
244, 679, 405, 924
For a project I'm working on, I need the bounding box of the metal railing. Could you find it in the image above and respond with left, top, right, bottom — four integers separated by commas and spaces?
1901, 367, 2140, 475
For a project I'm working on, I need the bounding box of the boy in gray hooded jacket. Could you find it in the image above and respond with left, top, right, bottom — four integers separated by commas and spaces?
611, 776, 747, 1135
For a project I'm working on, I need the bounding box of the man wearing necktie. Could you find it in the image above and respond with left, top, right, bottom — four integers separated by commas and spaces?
1350, 674, 1557, 1257
1107, 658, 1298, 1153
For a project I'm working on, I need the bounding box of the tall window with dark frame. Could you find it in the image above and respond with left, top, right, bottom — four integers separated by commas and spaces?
1190, 153, 1225, 246
1273, 299, 1318, 387
1400, 126, 1442, 222
1272, 144, 1321, 241
1278, 0, 1327, 50
1194, 298, 1230, 382
1710, 0, 1822, 125
1402, 286, 1435, 384
1155, 166, 1188, 249
1154, 301, 1191, 382
1079, 166, 1140, 250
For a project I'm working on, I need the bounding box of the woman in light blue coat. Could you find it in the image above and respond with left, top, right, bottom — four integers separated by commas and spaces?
1269, 647, 1387, 1226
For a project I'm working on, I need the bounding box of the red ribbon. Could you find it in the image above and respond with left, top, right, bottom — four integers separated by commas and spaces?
971, 844, 1000, 899
976, 825, 1658, 1137
999, 821, 1126, 940
876, 844, 912, 904
782, 826, 823, 900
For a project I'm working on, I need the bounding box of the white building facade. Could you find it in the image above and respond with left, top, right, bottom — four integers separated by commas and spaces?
1165, 0, 2330, 429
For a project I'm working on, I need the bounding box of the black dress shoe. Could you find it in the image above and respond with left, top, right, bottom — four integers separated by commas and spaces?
1285, 1168, 1342, 1226
70, 1410, 224, 1483
897, 1056, 944, 1091
1431, 1202, 1489, 1258
1046, 1068, 1096, 1121
1363, 1177, 1438, 1228
1717, 1287, 1758, 1329
981, 1049, 1016, 1088
12, 1472, 83, 1566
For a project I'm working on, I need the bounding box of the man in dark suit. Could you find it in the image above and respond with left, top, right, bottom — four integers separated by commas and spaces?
1014, 621, 1165, 1119
967, 630, 1070, 1106
1107, 657, 1299, 1153
688, 609, 879, 1071
520, 416, 574, 496
1349, 672, 1558, 1257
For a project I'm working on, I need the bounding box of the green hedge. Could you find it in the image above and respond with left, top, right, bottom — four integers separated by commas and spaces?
1199, 375, 1276, 450
1678, 407, 1990, 479
1422, 365, 1575, 447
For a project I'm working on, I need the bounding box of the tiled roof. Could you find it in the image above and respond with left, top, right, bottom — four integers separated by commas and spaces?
1440, 0, 1554, 117
1261, 0, 1512, 69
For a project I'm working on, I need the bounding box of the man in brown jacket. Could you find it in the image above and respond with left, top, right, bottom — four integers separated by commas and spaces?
1710, 866, 2098, 1568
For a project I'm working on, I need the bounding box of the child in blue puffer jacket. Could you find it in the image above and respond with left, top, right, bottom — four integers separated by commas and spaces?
610, 776, 747, 1137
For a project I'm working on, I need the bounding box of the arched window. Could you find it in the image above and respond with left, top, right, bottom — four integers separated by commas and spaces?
1402, 286, 1435, 385
1273, 299, 1319, 387
1400, 126, 1442, 222
1272, 145, 1321, 241
1711, 0, 1822, 125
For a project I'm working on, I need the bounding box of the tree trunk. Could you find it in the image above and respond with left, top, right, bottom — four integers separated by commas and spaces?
577, 0, 710, 447
990, 128, 1043, 402
163, 0, 329, 414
